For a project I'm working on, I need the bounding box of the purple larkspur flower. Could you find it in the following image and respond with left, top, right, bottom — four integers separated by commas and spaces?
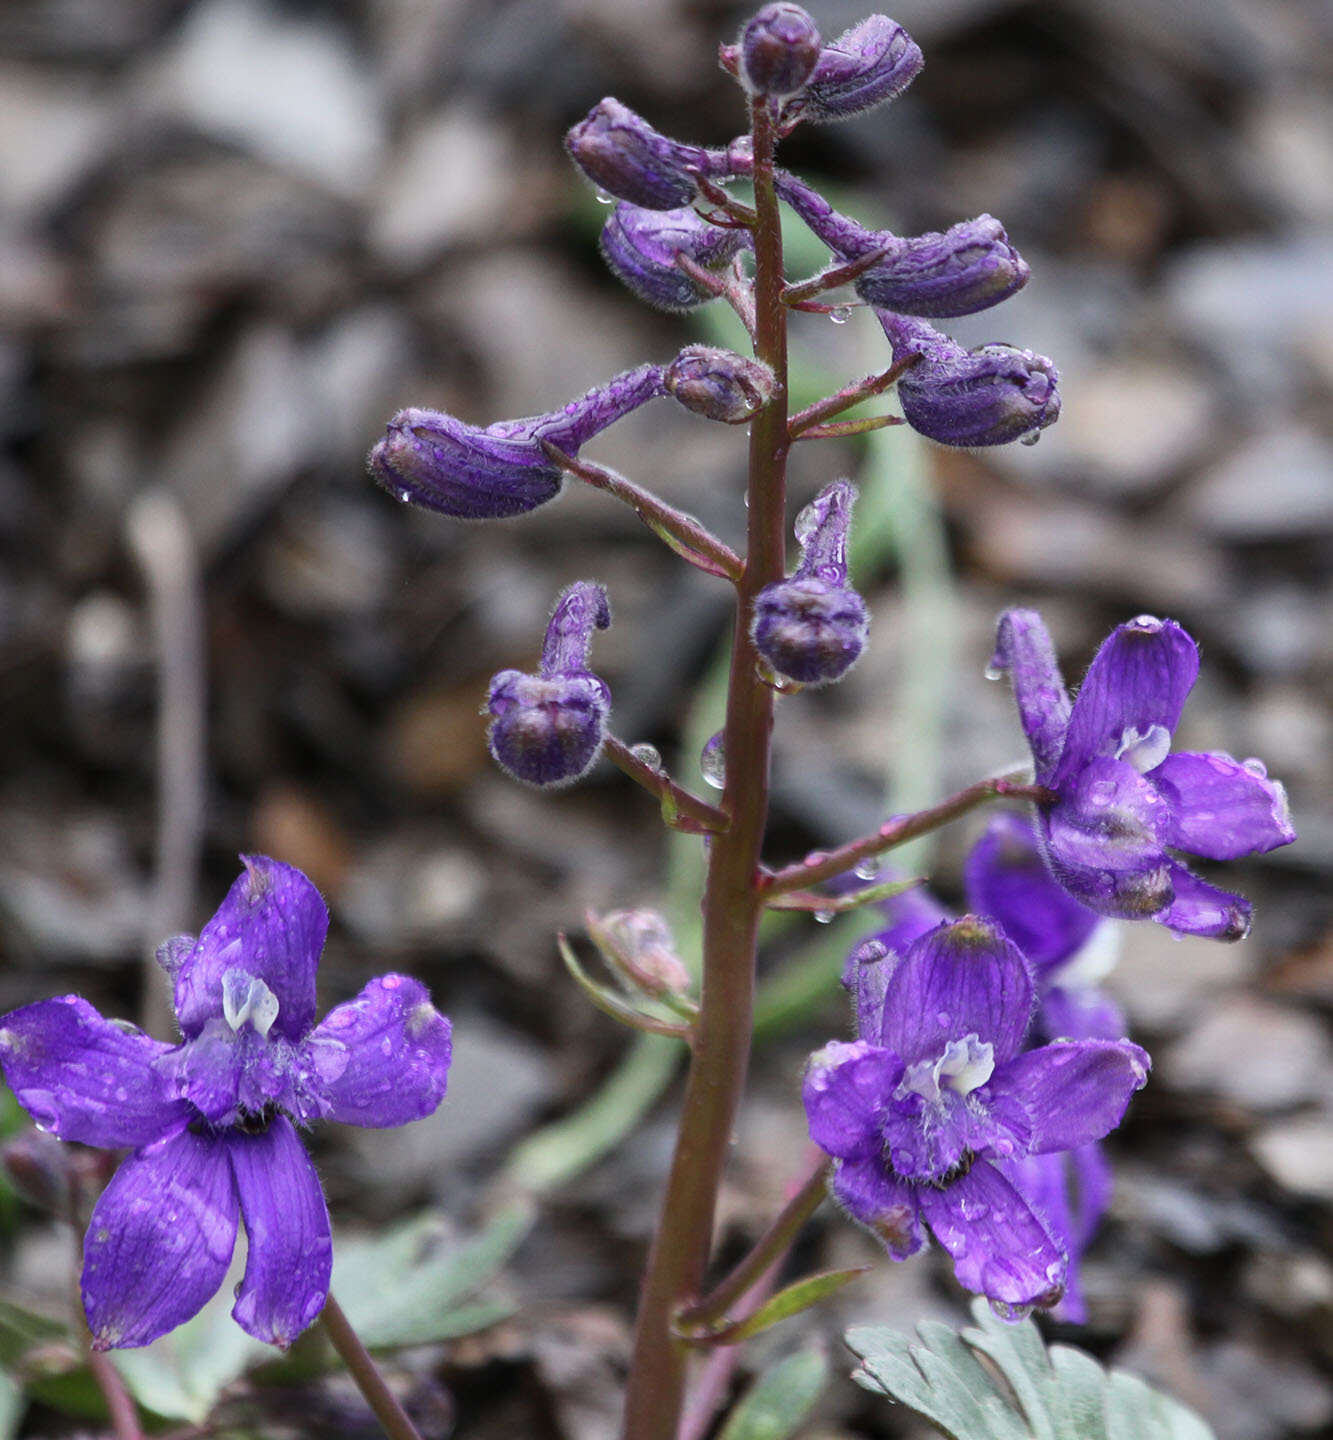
565, 99, 716, 210
808, 917, 1148, 1311
877, 312, 1060, 447
786, 14, 923, 124
752, 479, 868, 684
600, 204, 753, 313
775, 172, 1029, 318
992, 609, 1297, 938
370, 364, 666, 520
0, 858, 452, 1351
487, 580, 612, 788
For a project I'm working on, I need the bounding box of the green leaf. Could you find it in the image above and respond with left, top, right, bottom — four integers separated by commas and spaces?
717, 1347, 829, 1440
0, 1370, 23, 1440
846, 1298, 1216, 1440
332, 1200, 531, 1349
693, 1268, 867, 1346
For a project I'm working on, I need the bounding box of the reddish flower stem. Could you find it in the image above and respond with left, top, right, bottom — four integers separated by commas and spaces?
620, 95, 790, 1440
603, 735, 730, 835
788, 353, 919, 437
763, 774, 1055, 897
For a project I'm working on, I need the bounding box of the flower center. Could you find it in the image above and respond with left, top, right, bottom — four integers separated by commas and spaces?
1115, 723, 1170, 774
221, 969, 279, 1038
898, 1033, 994, 1105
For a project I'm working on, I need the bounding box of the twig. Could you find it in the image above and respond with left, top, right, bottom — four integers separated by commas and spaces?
793, 414, 905, 441
788, 353, 919, 438
782, 246, 891, 306
603, 736, 730, 835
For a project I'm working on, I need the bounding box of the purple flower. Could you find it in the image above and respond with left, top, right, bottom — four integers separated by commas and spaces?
878, 312, 1060, 447
751, 479, 868, 685
788, 15, 923, 124
806, 917, 1148, 1311
600, 204, 753, 313
992, 610, 1297, 938
487, 580, 612, 788
739, 3, 822, 99
774, 174, 1029, 318
0, 858, 452, 1350
370, 364, 666, 520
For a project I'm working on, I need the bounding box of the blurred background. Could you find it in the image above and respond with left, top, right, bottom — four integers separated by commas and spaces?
0, 0, 1331, 1435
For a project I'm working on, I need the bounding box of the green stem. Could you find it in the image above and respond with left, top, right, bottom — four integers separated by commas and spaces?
621, 95, 790, 1440
320, 1294, 423, 1440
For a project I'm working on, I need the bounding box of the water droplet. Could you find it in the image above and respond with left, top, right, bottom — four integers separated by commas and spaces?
700, 731, 726, 789
630, 742, 662, 770
397, 488, 411, 504
935, 1010, 952, 1028
989, 1299, 1033, 1323
829, 306, 851, 325
813, 909, 835, 925
1020, 429, 1041, 446
983, 663, 1004, 682
853, 859, 879, 881
1242, 757, 1268, 777
594, 189, 613, 204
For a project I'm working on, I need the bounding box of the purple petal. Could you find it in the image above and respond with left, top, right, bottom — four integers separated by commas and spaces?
174, 857, 328, 1042
227, 1118, 331, 1347
302, 975, 452, 1128
989, 610, 1071, 784
82, 1132, 238, 1349
918, 1161, 1066, 1308
1151, 751, 1296, 860
803, 1041, 903, 1160
963, 814, 1099, 975
1040, 758, 1174, 920
153, 1026, 303, 1128
0, 997, 190, 1149
1037, 984, 1127, 1043
879, 919, 1034, 1065
830, 1156, 924, 1260
1054, 616, 1199, 785
1068, 1142, 1113, 1251
999, 1151, 1087, 1323
1158, 860, 1251, 941
989, 1039, 1149, 1154
880, 1087, 1030, 1184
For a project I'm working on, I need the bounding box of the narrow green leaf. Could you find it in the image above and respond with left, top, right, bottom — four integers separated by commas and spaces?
697, 1268, 867, 1346
556, 934, 692, 1041
846, 1298, 1217, 1440
717, 1348, 828, 1440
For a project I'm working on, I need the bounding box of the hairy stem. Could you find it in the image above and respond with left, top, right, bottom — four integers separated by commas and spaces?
621, 96, 790, 1440
320, 1294, 423, 1440
763, 775, 1054, 896
603, 735, 730, 835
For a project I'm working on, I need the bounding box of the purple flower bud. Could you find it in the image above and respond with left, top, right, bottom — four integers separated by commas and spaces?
740, 4, 822, 99
600, 204, 752, 312
665, 345, 778, 424
1, 1128, 71, 1213
566, 98, 710, 210
854, 216, 1029, 317
795, 15, 924, 123
774, 174, 1027, 318
752, 480, 869, 685
878, 311, 1060, 447
487, 581, 612, 788
371, 364, 666, 519
586, 908, 693, 997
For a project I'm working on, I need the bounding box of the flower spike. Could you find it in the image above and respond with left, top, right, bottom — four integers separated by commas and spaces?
487, 581, 614, 788
752, 479, 869, 685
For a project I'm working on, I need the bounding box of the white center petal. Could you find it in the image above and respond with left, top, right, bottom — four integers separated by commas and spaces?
899, 1033, 995, 1104
221, 969, 280, 1037
1052, 919, 1122, 990
1115, 723, 1171, 774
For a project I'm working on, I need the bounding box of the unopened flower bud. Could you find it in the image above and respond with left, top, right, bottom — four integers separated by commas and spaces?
740, 4, 821, 99
774, 174, 1027, 318
854, 216, 1029, 317
487, 582, 612, 788
752, 480, 869, 685
1, 1128, 71, 1213
878, 312, 1060, 447
600, 204, 752, 312
795, 15, 924, 123
566, 99, 710, 210
586, 908, 692, 997
371, 364, 666, 519
665, 345, 777, 424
